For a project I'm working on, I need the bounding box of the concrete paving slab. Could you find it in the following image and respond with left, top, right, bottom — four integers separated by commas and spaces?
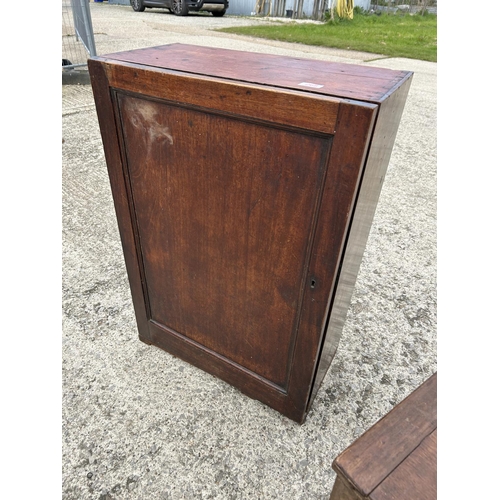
62, 3, 436, 499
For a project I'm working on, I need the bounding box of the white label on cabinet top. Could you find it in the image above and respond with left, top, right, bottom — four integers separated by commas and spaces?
298, 82, 324, 89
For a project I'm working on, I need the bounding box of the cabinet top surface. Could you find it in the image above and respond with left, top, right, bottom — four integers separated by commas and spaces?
333, 372, 437, 495
95, 43, 412, 104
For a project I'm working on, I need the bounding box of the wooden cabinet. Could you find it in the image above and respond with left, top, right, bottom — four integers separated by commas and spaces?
89, 44, 412, 423
330, 373, 437, 500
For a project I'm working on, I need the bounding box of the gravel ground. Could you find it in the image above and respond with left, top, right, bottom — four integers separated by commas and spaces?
62, 3, 436, 499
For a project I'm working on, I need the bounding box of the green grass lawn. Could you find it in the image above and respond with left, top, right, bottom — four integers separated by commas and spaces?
218, 13, 437, 62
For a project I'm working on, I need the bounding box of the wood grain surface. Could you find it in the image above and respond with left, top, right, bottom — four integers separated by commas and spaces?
104, 44, 411, 103
332, 373, 437, 499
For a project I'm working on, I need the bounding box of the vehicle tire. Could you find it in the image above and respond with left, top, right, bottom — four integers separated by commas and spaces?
130, 0, 146, 12
172, 0, 189, 15
212, 9, 226, 16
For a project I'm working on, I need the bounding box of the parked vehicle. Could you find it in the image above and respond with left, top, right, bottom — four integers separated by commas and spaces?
130, 0, 228, 16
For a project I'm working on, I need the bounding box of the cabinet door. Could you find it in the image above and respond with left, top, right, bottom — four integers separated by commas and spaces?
90, 60, 377, 422
119, 92, 334, 387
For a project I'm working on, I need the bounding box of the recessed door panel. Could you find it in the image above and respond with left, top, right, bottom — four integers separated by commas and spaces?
117, 93, 331, 388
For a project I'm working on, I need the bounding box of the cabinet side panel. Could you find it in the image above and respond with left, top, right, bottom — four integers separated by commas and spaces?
284, 100, 377, 420
309, 76, 413, 406
88, 59, 152, 344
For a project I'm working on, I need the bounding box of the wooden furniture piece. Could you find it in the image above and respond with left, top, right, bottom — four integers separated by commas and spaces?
89, 44, 412, 423
330, 372, 437, 500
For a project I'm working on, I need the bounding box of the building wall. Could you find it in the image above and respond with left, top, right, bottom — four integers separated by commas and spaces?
354, 0, 370, 11
108, 0, 372, 15
226, 0, 258, 15
227, 0, 371, 16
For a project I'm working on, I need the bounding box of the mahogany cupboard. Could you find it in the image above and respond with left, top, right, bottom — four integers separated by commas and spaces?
89, 44, 412, 423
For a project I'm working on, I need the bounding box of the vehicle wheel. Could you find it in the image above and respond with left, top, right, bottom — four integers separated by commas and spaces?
212, 9, 226, 16
172, 0, 189, 15
130, 0, 145, 12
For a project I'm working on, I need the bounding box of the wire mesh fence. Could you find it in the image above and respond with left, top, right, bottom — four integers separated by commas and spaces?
62, 0, 97, 70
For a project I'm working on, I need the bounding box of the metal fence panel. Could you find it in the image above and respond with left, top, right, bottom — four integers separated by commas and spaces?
72, 0, 97, 56
62, 0, 96, 69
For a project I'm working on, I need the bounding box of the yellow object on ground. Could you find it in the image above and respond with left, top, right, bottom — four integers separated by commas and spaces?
336, 0, 354, 19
